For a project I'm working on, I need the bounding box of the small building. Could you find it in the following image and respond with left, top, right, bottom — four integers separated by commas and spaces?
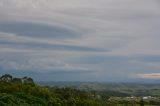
143, 96, 152, 100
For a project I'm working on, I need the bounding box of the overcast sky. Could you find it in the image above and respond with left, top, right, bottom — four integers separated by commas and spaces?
0, 0, 160, 81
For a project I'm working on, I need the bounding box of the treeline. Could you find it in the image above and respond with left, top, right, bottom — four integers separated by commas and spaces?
0, 74, 112, 106
0, 74, 159, 106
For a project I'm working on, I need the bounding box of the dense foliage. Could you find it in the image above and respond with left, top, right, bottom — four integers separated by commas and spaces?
0, 74, 159, 106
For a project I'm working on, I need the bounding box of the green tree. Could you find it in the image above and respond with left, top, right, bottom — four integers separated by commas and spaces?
139, 98, 144, 106
0, 74, 12, 82
22, 76, 34, 85
12, 78, 22, 84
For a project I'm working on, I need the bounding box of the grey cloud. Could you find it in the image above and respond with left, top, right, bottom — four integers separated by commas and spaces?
133, 55, 160, 63
68, 55, 129, 64
0, 38, 107, 52
0, 56, 95, 76
0, 21, 80, 39
0, 0, 160, 81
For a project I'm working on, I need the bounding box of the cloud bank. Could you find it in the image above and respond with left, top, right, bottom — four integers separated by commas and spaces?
0, 0, 160, 81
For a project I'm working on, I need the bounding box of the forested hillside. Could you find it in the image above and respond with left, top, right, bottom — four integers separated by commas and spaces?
0, 74, 160, 106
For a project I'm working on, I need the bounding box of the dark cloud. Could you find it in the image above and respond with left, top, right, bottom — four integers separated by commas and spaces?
0, 21, 80, 39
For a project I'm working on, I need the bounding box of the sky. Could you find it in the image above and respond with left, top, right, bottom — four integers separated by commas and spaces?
0, 0, 160, 82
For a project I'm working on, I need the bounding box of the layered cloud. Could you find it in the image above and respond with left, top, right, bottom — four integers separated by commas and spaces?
0, 0, 160, 81
137, 73, 160, 79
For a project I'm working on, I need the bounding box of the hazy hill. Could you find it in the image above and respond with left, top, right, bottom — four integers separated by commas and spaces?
38, 81, 160, 97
